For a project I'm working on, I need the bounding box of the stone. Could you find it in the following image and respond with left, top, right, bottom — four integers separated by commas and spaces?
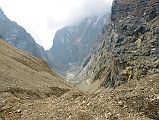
47, 14, 109, 73
77, 0, 159, 92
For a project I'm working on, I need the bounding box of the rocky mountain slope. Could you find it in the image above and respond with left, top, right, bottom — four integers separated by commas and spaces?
0, 39, 159, 120
0, 8, 48, 61
76, 0, 159, 93
1, 0, 159, 119
0, 39, 73, 99
47, 14, 109, 73
0, 39, 76, 119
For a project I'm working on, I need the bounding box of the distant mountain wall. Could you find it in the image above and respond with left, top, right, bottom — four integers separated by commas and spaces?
47, 14, 110, 73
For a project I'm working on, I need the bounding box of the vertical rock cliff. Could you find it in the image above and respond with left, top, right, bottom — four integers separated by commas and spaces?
77, 0, 159, 93
47, 14, 109, 73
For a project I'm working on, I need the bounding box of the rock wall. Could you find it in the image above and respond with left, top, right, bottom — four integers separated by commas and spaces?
77, 0, 159, 93
47, 14, 109, 73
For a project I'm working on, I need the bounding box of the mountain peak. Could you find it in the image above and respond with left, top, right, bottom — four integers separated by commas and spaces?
0, 7, 4, 15
0, 7, 6, 19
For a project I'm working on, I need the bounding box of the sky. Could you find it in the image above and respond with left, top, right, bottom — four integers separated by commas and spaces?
0, 0, 113, 50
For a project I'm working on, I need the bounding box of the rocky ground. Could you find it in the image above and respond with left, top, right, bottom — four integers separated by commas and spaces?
0, 72, 159, 120
0, 38, 159, 120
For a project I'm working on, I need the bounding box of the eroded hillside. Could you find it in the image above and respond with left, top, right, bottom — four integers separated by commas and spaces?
0, 39, 74, 100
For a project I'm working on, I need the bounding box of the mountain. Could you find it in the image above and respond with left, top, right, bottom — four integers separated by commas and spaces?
1, 41, 158, 120
1, 1, 159, 119
47, 14, 109, 73
0, 8, 48, 61
76, 0, 159, 93
0, 39, 73, 99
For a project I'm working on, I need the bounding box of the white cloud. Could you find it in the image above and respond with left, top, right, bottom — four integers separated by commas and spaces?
0, 0, 113, 50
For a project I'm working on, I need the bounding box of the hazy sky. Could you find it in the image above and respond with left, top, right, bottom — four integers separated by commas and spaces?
0, 0, 113, 50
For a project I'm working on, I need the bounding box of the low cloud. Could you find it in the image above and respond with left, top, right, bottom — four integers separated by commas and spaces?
0, 0, 113, 49
66, 0, 112, 24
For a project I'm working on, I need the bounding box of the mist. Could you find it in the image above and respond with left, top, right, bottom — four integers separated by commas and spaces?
56, 0, 113, 25
0, 0, 113, 49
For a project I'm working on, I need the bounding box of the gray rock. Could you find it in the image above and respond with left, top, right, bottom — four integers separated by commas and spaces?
0, 8, 48, 61
77, 0, 159, 93
47, 14, 110, 73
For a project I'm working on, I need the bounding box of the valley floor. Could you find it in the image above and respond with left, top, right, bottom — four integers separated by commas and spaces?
1, 73, 159, 120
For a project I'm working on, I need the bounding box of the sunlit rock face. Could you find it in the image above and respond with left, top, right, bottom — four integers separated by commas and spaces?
0, 8, 48, 61
77, 0, 159, 93
47, 14, 109, 73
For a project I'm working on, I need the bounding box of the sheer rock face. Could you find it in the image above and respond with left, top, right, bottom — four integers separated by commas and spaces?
0, 8, 48, 61
77, 0, 159, 93
47, 15, 109, 73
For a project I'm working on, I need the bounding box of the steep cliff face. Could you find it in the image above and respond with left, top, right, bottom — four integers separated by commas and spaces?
0, 8, 48, 60
77, 0, 159, 93
47, 15, 109, 73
